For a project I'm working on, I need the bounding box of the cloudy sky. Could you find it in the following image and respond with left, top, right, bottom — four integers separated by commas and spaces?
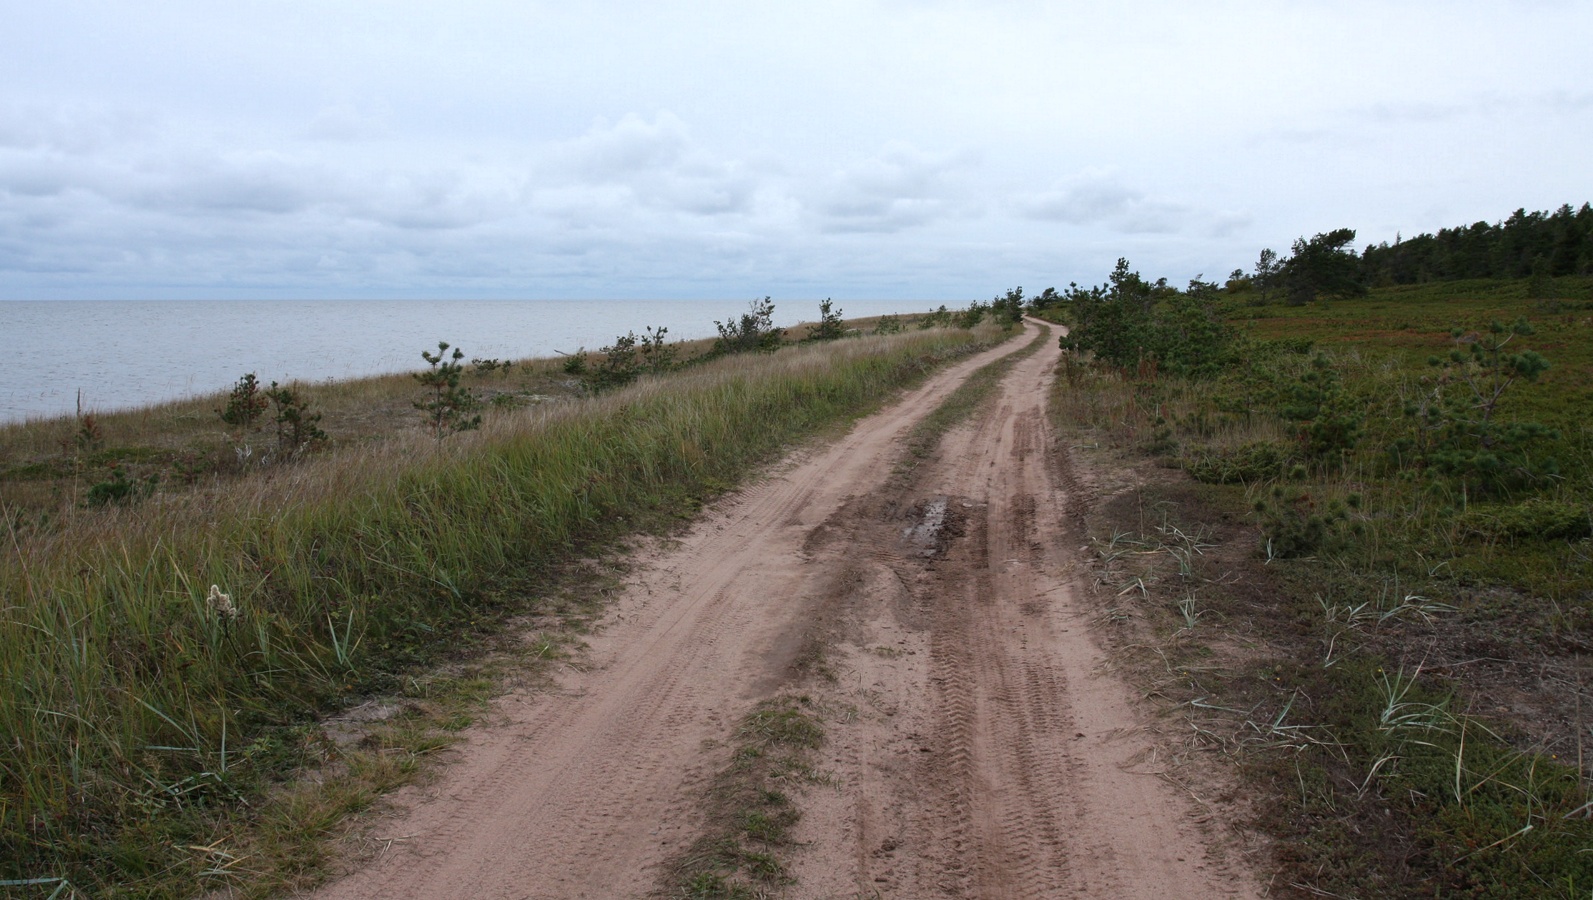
1, 1, 1589, 300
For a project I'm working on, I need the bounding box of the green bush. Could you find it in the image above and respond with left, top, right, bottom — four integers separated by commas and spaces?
1458, 497, 1591, 541
1252, 485, 1361, 558
713, 298, 784, 355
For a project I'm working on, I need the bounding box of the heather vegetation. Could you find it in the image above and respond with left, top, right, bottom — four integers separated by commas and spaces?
0, 299, 1013, 896
1040, 207, 1593, 897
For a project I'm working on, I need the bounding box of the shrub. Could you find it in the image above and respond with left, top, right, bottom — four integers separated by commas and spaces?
991, 287, 1025, 325
714, 297, 784, 355
219, 373, 269, 434
264, 383, 327, 455
470, 357, 515, 378
584, 326, 677, 391
805, 299, 845, 342
918, 305, 953, 329
1458, 498, 1591, 541
1058, 262, 1236, 378
956, 299, 990, 329
1400, 319, 1557, 495
1281, 355, 1363, 461
1253, 485, 1361, 558
85, 464, 157, 508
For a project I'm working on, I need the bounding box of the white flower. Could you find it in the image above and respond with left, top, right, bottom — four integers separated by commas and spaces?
208, 584, 239, 620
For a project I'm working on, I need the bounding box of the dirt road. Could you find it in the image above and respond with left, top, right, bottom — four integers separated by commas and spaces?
311, 319, 1259, 899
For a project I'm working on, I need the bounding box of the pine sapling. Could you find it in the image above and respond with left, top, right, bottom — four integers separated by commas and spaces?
414, 342, 482, 440
219, 373, 269, 437
265, 382, 327, 455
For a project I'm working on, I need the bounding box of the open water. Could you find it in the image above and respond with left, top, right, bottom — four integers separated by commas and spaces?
0, 298, 931, 423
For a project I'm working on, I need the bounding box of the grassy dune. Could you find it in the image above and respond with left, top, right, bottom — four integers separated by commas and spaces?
0, 322, 1006, 895
1046, 276, 1593, 897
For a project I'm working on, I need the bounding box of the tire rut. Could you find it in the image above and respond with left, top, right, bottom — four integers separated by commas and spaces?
789, 321, 1261, 899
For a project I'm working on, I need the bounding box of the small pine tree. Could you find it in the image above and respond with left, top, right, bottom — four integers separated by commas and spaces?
713, 297, 784, 355
219, 373, 269, 435
265, 382, 327, 454
414, 342, 481, 440
806, 298, 845, 341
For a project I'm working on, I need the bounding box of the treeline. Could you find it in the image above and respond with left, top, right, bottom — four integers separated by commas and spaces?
1360, 203, 1593, 284
1182, 202, 1593, 306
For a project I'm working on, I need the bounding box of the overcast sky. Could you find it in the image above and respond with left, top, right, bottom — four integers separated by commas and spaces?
1, 1, 1588, 300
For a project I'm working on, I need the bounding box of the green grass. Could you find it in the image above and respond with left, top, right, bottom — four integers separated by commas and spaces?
0, 322, 1008, 897
666, 696, 828, 899
1049, 276, 1593, 898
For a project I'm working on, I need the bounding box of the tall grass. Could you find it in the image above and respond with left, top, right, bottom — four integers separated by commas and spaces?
0, 326, 998, 893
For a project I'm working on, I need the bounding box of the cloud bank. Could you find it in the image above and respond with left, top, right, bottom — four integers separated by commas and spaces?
0, 1, 1589, 298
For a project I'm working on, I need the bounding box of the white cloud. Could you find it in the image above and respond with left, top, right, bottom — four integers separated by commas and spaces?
0, 1, 1589, 297
300, 104, 392, 142
815, 143, 971, 234
1021, 173, 1188, 235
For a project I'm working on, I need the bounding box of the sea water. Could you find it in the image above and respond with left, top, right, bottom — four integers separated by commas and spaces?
0, 298, 935, 423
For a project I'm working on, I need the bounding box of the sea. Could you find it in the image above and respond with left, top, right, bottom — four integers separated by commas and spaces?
0, 299, 936, 423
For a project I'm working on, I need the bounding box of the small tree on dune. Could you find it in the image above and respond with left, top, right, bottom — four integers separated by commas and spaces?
414, 342, 481, 441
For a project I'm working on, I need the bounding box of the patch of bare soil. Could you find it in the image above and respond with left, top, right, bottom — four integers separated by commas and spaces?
307, 322, 1262, 899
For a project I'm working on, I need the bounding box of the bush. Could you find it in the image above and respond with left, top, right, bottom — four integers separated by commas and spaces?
805, 299, 844, 342
1458, 498, 1591, 541
85, 465, 157, 508
1281, 355, 1363, 461
873, 314, 903, 335
714, 297, 784, 355
1400, 319, 1558, 495
583, 326, 677, 391
264, 383, 327, 455
1253, 485, 1361, 558
219, 373, 269, 434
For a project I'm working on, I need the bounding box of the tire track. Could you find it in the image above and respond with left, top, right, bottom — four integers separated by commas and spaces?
789, 320, 1261, 899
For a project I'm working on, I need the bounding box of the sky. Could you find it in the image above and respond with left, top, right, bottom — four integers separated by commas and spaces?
1, 0, 1589, 301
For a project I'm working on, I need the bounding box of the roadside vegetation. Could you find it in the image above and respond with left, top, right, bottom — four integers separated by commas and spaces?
0, 300, 1012, 898
1040, 203, 1593, 897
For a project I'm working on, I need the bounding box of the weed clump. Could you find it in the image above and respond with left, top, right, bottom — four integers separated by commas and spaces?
85, 463, 158, 507
1184, 441, 1293, 484
668, 696, 824, 897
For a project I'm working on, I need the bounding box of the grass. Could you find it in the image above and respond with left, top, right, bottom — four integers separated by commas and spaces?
1049, 275, 1593, 898
0, 315, 1012, 897
666, 696, 830, 900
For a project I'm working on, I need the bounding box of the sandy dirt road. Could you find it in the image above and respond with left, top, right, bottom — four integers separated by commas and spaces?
310, 319, 1259, 899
